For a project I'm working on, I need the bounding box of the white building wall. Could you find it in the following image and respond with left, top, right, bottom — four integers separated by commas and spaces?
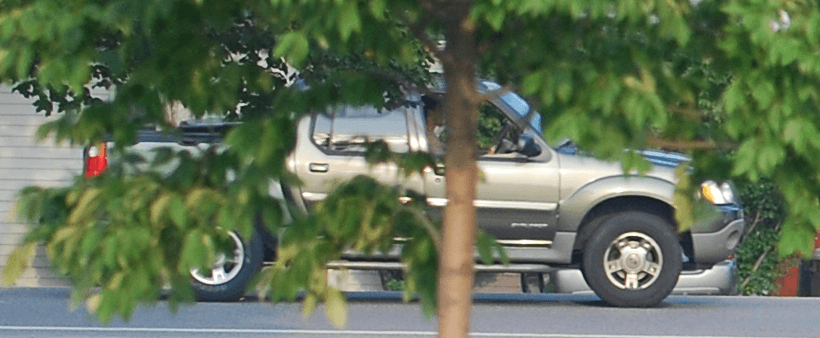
0, 86, 83, 287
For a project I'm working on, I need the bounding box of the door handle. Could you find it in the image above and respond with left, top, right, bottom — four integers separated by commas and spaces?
309, 163, 329, 173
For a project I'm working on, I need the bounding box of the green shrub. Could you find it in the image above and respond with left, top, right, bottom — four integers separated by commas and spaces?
735, 180, 785, 295
386, 278, 406, 291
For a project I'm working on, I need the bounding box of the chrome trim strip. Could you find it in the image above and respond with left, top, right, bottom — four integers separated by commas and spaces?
476, 200, 558, 210
426, 198, 557, 211
396, 237, 551, 247
327, 261, 552, 273
497, 239, 553, 247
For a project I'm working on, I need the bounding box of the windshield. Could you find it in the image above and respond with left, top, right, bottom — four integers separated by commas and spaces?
480, 81, 542, 134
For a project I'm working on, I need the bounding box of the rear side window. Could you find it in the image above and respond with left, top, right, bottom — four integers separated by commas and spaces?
312, 106, 410, 153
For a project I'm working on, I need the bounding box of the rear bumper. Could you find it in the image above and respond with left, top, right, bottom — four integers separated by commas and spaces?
551, 259, 737, 295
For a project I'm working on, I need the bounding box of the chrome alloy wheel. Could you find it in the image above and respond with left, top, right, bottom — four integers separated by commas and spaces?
603, 232, 663, 290
190, 231, 245, 285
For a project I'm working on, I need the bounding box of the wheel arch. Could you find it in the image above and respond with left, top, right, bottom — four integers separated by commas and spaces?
571, 196, 693, 265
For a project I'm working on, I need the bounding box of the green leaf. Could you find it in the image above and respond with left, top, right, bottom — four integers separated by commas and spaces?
273, 32, 309, 66
338, 1, 361, 42
476, 231, 495, 265
85, 293, 101, 314
751, 78, 775, 109
67, 188, 101, 225
555, 68, 572, 103
80, 228, 102, 257
722, 82, 744, 114
325, 288, 348, 328
485, 9, 505, 31
15, 47, 33, 79
168, 194, 187, 229
778, 221, 816, 257
180, 230, 207, 272
522, 71, 542, 96
150, 148, 174, 167
150, 193, 171, 227
732, 140, 757, 177
757, 143, 784, 175
783, 119, 802, 144
672, 164, 693, 232
302, 293, 318, 318
368, 0, 386, 20
1, 242, 37, 287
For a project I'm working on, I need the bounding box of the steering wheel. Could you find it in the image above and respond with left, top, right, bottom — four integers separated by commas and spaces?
489, 123, 515, 155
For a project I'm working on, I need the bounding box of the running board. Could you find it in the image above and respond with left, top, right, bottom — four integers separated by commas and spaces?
326, 261, 552, 273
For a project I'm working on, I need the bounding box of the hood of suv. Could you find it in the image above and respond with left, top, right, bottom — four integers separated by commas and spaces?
555, 151, 681, 202
639, 150, 690, 168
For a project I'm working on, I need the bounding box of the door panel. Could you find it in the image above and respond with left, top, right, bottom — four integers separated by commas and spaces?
423, 99, 560, 243
424, 156, 560, 241
292, 107, 425, 210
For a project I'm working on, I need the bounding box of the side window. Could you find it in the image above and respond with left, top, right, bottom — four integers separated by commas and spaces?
312, 106, 410, 153
477, 102, 517, 155
422, 95, 446, 156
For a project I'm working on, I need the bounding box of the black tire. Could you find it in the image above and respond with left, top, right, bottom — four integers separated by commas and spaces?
190, 230, 264, 302
581, 211, 681, 307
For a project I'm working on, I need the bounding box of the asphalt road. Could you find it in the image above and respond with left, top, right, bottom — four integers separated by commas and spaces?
0, 288, 817, 338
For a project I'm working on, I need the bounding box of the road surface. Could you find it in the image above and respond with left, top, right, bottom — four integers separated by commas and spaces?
0, 288, 816, 337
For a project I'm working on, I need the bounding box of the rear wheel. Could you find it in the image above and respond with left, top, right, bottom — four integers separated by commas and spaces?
582, 211, 681, 307
190, 230, 264, 302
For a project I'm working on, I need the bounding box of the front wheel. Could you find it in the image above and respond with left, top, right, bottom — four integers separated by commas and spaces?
190, 230, 264, 302
582, 212, 681, 307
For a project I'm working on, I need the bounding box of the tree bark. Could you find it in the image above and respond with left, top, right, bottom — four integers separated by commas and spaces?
437, 1, 479, 337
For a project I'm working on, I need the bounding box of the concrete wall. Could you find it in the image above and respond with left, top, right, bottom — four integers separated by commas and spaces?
0, 86, 82, 287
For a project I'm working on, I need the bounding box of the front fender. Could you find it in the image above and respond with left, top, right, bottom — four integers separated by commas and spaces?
557, 175, 676, 232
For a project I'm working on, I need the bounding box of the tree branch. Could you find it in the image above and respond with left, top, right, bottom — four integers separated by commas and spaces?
740, 248, 770, 290
739, 223, 781, 291
667, 105, 705, 121
645, 135, 735, 151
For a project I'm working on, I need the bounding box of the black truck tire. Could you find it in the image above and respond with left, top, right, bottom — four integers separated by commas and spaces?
190, 230, 264, 302
582, 211, 681, 307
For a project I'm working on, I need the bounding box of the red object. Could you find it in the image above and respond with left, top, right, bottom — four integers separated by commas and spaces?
84, 143, 108, 177
775, 266, 801, 296
814, 233, 820, 249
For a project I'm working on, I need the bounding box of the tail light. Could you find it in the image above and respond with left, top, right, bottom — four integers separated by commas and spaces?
84, 143, 108, 177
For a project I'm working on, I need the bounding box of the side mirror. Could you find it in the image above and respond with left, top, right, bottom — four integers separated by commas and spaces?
518, 136, 541, 157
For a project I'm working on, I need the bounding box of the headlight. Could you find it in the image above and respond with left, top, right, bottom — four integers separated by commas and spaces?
700, 180, 736, 204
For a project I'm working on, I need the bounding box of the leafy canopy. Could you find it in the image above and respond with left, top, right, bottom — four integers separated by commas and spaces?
2, 0, 820, 326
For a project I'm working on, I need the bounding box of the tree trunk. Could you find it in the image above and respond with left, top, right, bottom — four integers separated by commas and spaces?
438, 1, 479, 337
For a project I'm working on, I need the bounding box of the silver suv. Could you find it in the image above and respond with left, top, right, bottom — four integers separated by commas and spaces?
89, 83, 745, 307
286, 83, 744, 306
